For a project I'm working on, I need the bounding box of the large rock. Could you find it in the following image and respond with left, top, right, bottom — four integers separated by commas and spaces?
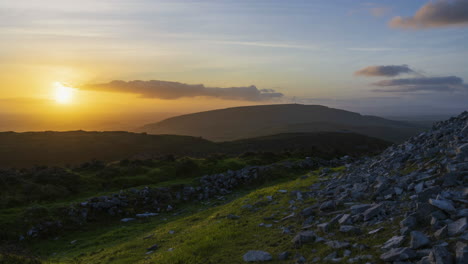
382, 236, 405, 250
243, 250, 272, 262
301, 206, 316, 217
350, 204, 372, 215
410, 231, 430, 249
428, 246, 453, 264
429, 199, 456, 213
380, 247, 416, 262
363, 204, 383, 221
339, 225, 361, 234
319, 200, 336, 211
448, 217, 467, 236
456, 242, 468, 264
292, 231, 317, 246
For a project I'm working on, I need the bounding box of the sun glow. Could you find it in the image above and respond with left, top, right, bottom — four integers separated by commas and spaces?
54, 82, 75, 104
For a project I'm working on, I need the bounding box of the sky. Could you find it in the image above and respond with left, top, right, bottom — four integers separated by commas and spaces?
0, 0, 467, 131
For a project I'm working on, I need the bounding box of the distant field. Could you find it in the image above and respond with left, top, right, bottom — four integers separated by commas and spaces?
0, 131, 390, 168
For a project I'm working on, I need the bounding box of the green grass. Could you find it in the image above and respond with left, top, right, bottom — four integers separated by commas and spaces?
19, 166, 395, 264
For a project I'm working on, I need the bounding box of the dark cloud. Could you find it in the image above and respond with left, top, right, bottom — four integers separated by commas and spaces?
390, 0, 468, 29
373, 85, 457, 93
81, 80, 284, 101
372, 76, 463, 86
371, 76, 468, 93
354, 65, 415, 77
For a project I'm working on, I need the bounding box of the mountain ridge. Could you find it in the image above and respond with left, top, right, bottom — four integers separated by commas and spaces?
140, 104, 424, 143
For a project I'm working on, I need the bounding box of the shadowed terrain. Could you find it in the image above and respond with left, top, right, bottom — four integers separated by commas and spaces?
0, 131, 389, 168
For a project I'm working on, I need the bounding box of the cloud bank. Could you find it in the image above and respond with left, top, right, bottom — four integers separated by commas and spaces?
81, 80, 284, 101
372, 76, 468, 93
355, 65, 415, 77
389, 0, 468, 29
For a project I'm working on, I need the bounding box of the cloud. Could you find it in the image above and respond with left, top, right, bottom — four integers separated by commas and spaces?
389, 0, 468, 29
373, 85, 457, 93
81, 80, 284, 101
371, 76, 468, 93
372, 76, 463, 86
355, 65, 415, 77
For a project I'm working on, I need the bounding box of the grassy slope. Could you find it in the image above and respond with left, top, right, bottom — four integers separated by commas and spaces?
26, 167, 398, 264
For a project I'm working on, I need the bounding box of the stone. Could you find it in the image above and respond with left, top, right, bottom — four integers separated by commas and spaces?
448, 217, 467, 236
278, 251, 290, 260
326, 240, 350, 249
319, 200, 335, 211
428, 246, 453, 264
292, 231, 317, 246
382, 236, 405, 250
350, 204, 372, 215
368, 227, 383, 234
429, 199, 456, 213
410, 231, 430, 249
323, 251, 338, 262
434, 225, 448, 240
456, 143, 468, 155
317, 222, 330, 233
456, 242, 468, 264
339, 225, 361, 234
227, 214, 240, 220
363, 204, 383, 221
136, 212, 158, 218
415, 182, 424, 193
338, 214, 352, 225
243, 250, 272, 262
147, 244, 158, 251
120, 218, 136, 222
380, 247, 416, 262
400, 216, 418, 229
301, 206, 315, 217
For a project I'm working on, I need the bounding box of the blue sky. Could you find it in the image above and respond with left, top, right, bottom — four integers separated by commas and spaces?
0, 0, 467, 118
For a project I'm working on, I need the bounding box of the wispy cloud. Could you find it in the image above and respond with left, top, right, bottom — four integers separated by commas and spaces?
347, 47, 401, 52
215, 40, 320, 50
390, 0, 468, 29
81, 80, 284, 101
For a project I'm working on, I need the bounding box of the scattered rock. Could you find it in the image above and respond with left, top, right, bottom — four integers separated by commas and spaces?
382, 236, 405, 250
429, 199, 456, 214
363, 204, 383, 221
339, 225, 361, 234
292, 231, 317, 246
147, 244, 158, 251
278, 251, 290, 260
448, 217, 467, 236
410, 231, 430, 249
380, 247, 416, 262
242, 250, 272, 262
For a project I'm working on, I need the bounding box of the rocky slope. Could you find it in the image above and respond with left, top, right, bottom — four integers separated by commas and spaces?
244, 111, 467, 263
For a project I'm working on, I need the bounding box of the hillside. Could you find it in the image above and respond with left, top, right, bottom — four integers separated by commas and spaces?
0, 131, 389, 168
1, 111, 466, 264
140, 104, 424, 143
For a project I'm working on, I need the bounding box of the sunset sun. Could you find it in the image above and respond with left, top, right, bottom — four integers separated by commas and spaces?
54, 82, 75, 104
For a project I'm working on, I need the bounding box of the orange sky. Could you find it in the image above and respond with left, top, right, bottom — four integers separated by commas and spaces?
1, 0, 467, 131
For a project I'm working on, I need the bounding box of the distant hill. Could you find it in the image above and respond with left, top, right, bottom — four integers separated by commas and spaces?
140, 104, 424, 142
0, 131, 390, 168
